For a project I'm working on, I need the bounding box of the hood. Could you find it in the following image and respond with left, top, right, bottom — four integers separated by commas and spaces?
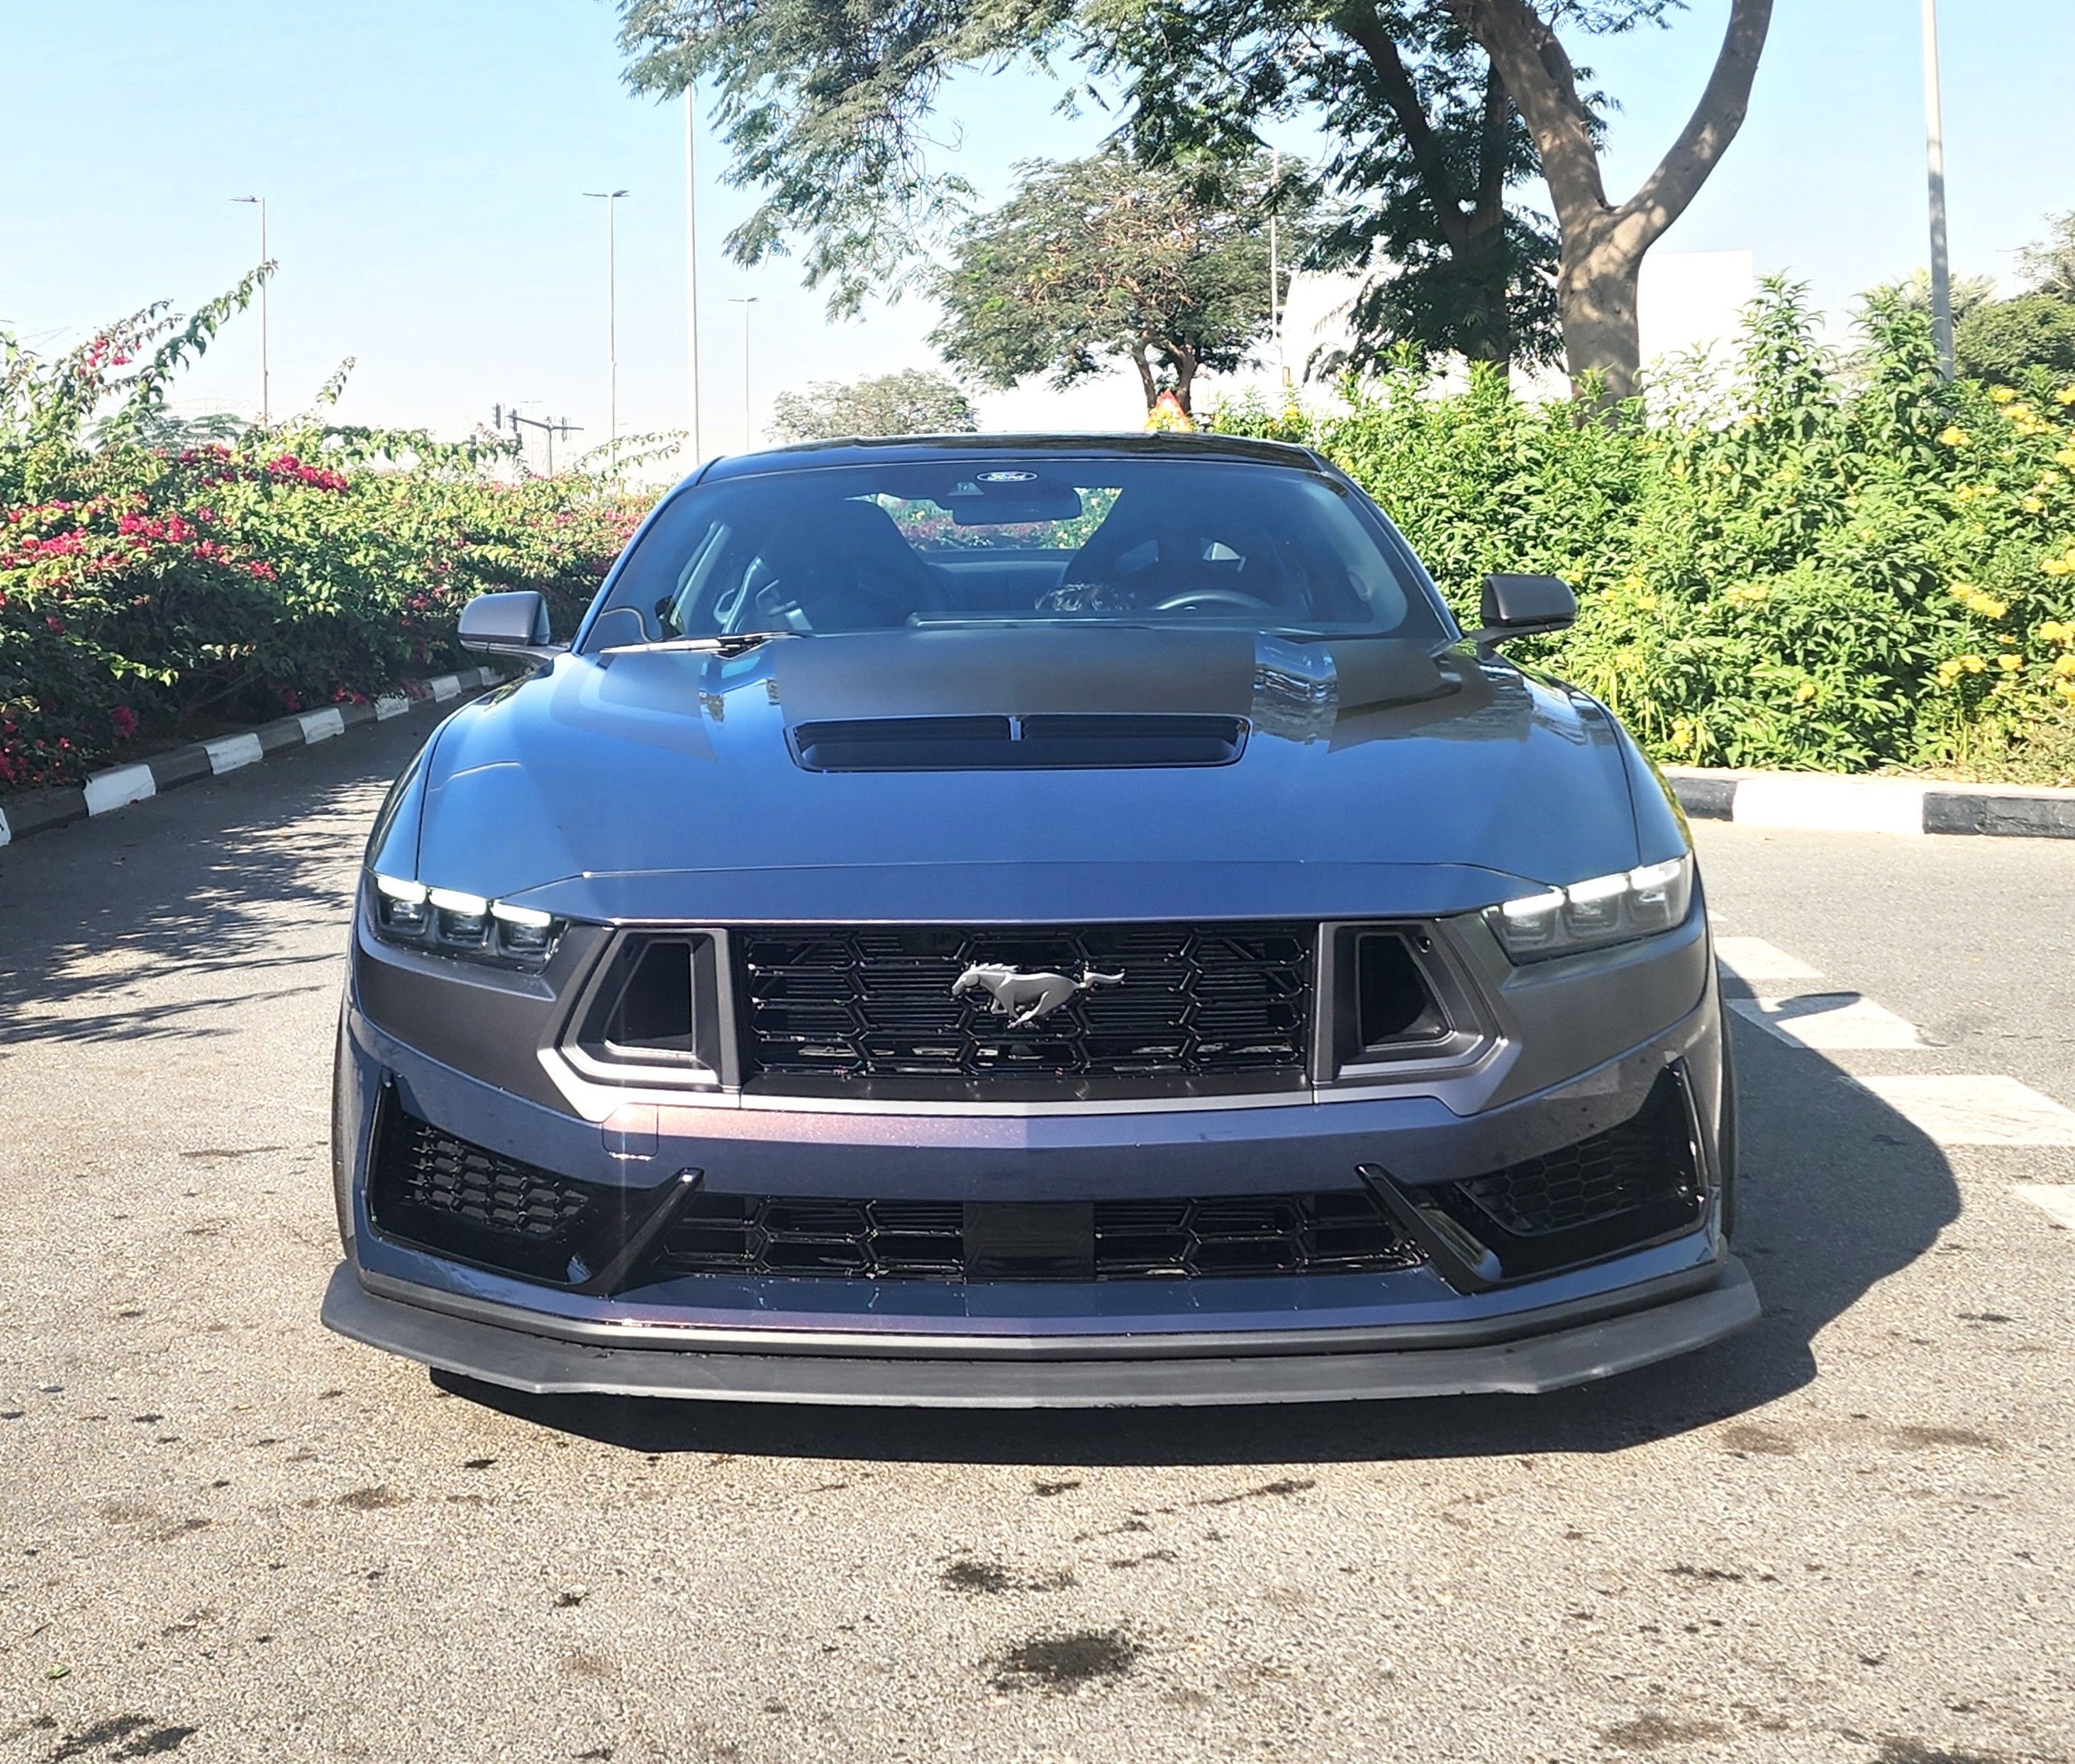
404, 627, 1645, 923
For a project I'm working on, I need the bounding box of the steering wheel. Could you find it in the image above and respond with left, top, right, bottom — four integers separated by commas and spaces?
1153, 586, 1275, 613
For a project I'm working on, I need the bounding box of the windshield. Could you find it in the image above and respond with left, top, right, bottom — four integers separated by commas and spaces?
579, 457, 1449, 651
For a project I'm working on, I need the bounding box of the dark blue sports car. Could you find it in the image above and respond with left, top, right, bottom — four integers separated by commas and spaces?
323, 432, 1756, 1407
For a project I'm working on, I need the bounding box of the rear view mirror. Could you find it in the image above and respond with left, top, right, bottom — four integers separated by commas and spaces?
458, 590, 562, 664
1469, 573, 1577, 650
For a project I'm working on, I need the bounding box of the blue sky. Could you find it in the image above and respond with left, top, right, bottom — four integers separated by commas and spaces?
2, 0, 2069, 453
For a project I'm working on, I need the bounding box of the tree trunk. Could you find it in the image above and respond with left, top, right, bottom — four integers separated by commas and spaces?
1130, 340, 1158, 411
1557, 217, 1644, 401
1172, 348, 1198, 414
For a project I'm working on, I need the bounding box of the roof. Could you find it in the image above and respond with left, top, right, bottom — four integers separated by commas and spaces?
695, 430, 1328, 483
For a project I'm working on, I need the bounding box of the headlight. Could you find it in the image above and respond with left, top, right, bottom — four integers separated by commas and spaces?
370, 872, 563, 966
1484, 853, 1693, 962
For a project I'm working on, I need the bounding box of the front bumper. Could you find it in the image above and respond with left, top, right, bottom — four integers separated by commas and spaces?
322, 1257, 1756, 1407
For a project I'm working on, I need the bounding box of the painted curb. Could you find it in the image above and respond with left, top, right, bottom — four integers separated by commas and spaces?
1666, 766, 2075, 841
0, 665, 503, 853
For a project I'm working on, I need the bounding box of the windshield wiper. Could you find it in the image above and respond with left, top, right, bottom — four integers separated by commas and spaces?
603, 631, 806, 658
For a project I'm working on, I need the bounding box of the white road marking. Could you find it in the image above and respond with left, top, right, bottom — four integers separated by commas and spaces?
1714, 937, 1823, 983
1732, 774, 1927, 837
1728, 993, 1924, 1049
1856, 1075, 2075, 1148
82, 764, 156, 816
2016, 1185, 2075, 1230
202, 732, 265, 774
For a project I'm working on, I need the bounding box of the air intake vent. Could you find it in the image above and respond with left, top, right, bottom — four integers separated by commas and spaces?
789, 714, 1248, 772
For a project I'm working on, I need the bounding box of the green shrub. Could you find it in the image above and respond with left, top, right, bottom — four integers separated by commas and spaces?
1213, 279, 2075, 778
1, 291, 652, 791
1957, 294, 2075, 386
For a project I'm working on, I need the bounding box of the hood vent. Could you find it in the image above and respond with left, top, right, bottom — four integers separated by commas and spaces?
789, 713, 1249, 772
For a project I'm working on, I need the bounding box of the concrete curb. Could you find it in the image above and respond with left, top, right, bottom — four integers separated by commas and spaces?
1665, 766, 2075, 841
0, 666, 502, 851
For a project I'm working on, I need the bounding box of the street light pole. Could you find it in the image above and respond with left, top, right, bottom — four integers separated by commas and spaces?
728, 296, 758, 450
1920, 0, 1954, 380
232, 195, 269, 424
583, 189, 630, 468
684, 90, 703, 466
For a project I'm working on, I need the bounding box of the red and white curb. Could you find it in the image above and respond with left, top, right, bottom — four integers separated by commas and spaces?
0, 666, 501, 850
1669, 766, 2075, 839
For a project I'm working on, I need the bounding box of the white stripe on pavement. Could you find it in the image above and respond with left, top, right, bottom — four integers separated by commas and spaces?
202, 732, 265, 775
1728, 993, 1924, 1050
373, 694, 409, 720
2015, 1185, 2075, 1230
1855, 1076, 2075, 1148
82, 764, 156, 816
295, 707, 346, 744
1714, 937, 1823, 983
1732, 774, 1927, 836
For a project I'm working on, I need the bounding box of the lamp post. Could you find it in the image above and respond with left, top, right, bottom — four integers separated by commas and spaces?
1920, 0, 1954, 380
728, 296, 758, 450
231, 195, 269, 424
582, 189, 630, 467
684, 90, 703, 465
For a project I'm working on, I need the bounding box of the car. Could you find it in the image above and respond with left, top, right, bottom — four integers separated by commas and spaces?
322, 431, 1757, 1407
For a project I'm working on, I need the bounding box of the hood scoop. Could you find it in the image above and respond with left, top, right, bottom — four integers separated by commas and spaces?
789, 713, 1250, 773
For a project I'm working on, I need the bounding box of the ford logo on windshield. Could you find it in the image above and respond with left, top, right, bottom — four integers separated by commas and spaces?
974, 470, 1039, 483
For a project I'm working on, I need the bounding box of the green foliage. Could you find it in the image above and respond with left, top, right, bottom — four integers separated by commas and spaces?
1956, 295, 2075, 386
0, 298, 650, 792
1212, 279, 2075, 778
2017, 210, 2075, 301
616, 1, 1651, 369
767, 368, 977, 441
930, 150, 1303, 411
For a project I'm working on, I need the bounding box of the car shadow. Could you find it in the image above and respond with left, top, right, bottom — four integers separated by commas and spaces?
440, 1017, 1962, 1465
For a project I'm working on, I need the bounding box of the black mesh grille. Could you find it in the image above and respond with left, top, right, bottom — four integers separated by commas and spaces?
738, 922, 1313, 1086
1429, 1072, 1703, 1275
368, 1106, 601, 1280
650, 1190, 1423, 1282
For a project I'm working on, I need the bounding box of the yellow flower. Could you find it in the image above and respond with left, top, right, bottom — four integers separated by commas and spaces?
1940, 425, 1971, 447
1997, 653, 2025, 672
1935, 659, 1965, 685
1991, 386, 2018, 403
2059, 680, 2075, 703
2055, 654, 2075, 678
1963, 654, 1988, 674
2057, 384, 2075, 406
2055, 446, 2075, 469
2041, 620, 2075, 646
1949, 584, 2009, 618
1793, 681, 1817, 704
2023, 497, 2047, 514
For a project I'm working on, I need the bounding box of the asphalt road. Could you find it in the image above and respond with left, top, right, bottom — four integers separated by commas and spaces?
1, 715, 2071, 1764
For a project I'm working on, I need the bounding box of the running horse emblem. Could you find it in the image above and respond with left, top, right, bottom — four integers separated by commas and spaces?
950, 963, 1124, 1029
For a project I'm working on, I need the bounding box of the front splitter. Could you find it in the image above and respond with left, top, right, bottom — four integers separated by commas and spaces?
321, 1258, 1759, 1409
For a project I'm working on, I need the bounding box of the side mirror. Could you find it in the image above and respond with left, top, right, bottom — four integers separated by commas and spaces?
458, 590, 562, 665
1468, 573, 1577, 650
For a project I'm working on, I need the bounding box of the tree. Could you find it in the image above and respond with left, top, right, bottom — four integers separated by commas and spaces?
929, 152, 1294, 414
616, 0, 1771, 396
767, 368, 977, 440
1861, 267, 1997, 328
2016, 211, 2075, 301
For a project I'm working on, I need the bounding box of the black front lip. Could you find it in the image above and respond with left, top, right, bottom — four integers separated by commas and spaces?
321, 1256, 1759, 1407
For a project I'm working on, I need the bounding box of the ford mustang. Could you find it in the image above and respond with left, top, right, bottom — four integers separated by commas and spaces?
323, 432, 1756, 1407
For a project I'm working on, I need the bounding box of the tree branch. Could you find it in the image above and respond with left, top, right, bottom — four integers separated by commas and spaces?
1618, 0, 1774, 248
1443, 0, 1606, 225
1332, 1, 1473, 257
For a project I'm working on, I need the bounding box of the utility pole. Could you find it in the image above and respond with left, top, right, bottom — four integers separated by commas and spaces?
232, 195, 270, 423
684, 89, 703, 465
728, 296, 758, 450
1920, 0, 1954, 380
583, 189, 630, 467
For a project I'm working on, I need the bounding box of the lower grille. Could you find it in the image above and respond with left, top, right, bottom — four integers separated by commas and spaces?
650, 1190, 1425, 1283
367, 1105, 601, 1283
1428, 1071, 1703, 1275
